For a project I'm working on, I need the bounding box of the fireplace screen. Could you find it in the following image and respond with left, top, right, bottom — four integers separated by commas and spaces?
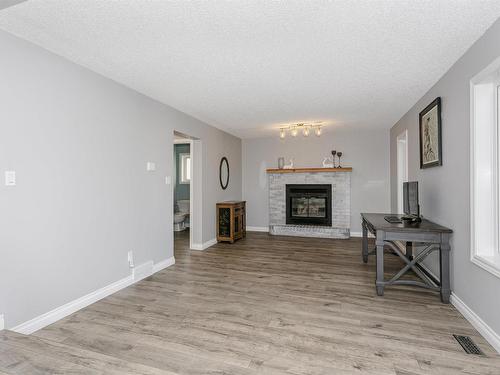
286, 184, 332, 226
291, 197, 326, 218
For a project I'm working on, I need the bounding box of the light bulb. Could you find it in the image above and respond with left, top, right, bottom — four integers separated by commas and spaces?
315, 126, 322, 136
303, 126, 310, 137
291, 126, 298, 137
280, 128, 286, 139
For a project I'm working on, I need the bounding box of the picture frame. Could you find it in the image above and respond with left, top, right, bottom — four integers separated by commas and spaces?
419, 97, 442, 169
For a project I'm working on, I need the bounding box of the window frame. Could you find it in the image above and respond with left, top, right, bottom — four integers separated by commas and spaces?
179, 153, 191, 184
470, 58, 500, 279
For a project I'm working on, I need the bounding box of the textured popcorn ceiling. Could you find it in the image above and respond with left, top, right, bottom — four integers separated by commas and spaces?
1, 1, 499, 138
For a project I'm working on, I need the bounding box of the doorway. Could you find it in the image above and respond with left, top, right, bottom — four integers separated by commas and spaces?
172, 131, 202, 254
173, 135, 191, 249
396, 129, 408, 214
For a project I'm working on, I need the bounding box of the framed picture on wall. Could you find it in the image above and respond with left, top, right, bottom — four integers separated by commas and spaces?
419, 97, 442, 168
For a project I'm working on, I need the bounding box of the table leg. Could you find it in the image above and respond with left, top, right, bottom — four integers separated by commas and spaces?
362, 220, 368, 263
440, 233, 451, 304
376, 230, 385, 296
405, 241, 413, 260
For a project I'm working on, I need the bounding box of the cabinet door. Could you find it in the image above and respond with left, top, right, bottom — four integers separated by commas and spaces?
218, 207, 231, 238
234, 214, 240, 237
240, 213, 245, 236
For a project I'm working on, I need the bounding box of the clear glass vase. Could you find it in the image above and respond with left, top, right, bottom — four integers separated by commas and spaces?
278, 157, 285, 169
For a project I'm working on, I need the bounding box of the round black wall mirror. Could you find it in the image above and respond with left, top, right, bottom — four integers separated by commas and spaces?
219, 157, 229, 190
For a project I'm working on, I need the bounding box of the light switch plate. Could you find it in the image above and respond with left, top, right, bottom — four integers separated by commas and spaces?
165, 176, 171, 185
146, 162, 156, 172
5, 171, 15, 186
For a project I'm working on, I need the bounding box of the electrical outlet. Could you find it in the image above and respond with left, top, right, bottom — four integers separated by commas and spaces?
127, 251, 135, 268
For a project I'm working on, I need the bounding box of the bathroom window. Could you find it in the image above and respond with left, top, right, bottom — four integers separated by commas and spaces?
470, 56, 500, 278
180, 153, 191, 184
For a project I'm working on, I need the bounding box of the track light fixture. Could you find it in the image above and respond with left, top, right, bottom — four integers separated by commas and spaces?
278, 123, 322, 139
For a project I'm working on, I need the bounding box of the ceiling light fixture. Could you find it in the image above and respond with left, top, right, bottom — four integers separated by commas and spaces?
278, 123, 322, 139
280, 128, 286, 139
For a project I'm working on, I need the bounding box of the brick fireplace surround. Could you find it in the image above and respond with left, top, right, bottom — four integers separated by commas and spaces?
267, 168, 352, 239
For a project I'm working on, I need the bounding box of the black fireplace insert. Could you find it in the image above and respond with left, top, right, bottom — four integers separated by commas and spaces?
286, 184, 332, 226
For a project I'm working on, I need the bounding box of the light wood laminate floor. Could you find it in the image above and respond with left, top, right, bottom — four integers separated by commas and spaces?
1, 231, 500, 374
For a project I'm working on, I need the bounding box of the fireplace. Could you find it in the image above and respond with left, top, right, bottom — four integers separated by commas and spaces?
286, 184, 332, 226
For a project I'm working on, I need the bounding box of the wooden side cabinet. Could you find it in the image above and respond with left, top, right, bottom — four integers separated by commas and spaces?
217, 201, 246, 243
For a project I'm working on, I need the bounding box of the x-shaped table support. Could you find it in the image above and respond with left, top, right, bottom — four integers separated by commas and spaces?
361, 215, 452, 303
383, 241, 440, 290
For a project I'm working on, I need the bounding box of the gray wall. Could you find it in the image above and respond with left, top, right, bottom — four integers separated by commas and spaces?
0, 30, 241, 329
390, 19, 500, 336
174, 144, 190, 203
242, 128, 390, 233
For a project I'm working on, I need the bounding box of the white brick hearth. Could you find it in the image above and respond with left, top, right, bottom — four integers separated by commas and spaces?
268, 170, 351, 238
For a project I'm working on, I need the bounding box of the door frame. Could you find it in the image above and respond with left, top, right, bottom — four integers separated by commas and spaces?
173, 133, 202, 250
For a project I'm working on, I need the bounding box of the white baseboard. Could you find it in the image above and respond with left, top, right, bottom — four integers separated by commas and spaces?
191, 238, 217, 251
12, 275, 135, 335
153, 256, 175, 273
246, 226, 269, 232
132, 261, 153, 282
350, 231, 375, 238
451, 293, 500, 354
11, 256, 175, 335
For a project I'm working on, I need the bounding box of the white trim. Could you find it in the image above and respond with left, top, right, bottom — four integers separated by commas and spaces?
471, 255, 500, 279
12, 275, 134, 334
470, 65, 500, 280
451, 293, 500, 354
173, 136, 200, 253
0, 314, 4, 331
173, 139, 191, 144
190, 139, 202, 250
191, 238, 217, 251
350, 231, 375, 238
189, 139, 194, 250
179, 153, 191, 184
246, 226, 269, 232
132, 261, 153, 282
153, 256, 176, 273
11, 257, 175, 335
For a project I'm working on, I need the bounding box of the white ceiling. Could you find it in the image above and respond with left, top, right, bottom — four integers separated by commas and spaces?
1, 1, 500, 138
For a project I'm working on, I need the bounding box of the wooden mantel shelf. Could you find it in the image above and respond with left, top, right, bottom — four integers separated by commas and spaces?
266, 167, 352, 174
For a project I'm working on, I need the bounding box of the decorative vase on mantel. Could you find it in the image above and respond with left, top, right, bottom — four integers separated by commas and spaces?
322, 156, 334, 168
337, 152, 343, 168
283, 158, 294, 169
278, 157, 285, 169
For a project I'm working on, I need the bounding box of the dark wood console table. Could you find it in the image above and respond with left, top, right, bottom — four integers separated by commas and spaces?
361, 213, 452, 303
